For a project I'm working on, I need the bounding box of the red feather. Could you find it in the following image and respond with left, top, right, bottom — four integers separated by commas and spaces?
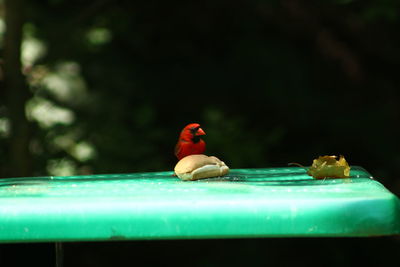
175, 123, 206, 160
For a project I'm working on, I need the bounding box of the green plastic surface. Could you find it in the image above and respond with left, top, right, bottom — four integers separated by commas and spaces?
0, 167, 399, 242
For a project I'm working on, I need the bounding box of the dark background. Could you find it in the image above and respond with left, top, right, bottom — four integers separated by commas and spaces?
1, 0, 399, 266
1, 0, 400, 192
1, 238, 400, 267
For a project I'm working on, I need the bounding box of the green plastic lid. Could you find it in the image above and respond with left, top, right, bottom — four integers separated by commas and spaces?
0, 167, 399, 242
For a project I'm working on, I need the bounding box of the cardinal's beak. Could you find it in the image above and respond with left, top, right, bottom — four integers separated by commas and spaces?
196, 128, 206, 136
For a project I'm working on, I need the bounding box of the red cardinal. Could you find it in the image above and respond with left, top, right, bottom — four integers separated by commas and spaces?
174, 123, 206, 160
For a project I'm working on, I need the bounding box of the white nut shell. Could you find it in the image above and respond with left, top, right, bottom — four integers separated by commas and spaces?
174, 154, 229, 181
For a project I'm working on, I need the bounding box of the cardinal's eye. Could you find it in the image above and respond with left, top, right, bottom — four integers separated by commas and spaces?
190, 126, 200, 134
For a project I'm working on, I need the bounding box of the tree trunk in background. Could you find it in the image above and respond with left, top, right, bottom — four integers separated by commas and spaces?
3, 0, 32, 177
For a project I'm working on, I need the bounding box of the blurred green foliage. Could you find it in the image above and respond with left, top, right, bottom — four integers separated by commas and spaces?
1, 0, 400, 195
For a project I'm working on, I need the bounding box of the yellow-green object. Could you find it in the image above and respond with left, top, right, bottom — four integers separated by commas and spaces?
307, 155, 350, 179
0, 167, 399, 242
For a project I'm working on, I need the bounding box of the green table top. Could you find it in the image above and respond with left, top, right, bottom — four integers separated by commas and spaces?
0, 167, 399, 242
